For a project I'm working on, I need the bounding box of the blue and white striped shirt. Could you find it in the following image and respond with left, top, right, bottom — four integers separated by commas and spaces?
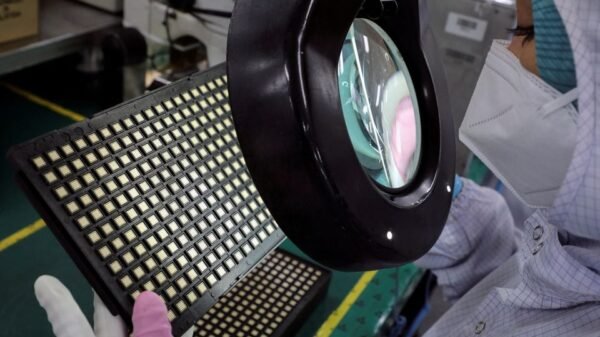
416, 1, 600, 335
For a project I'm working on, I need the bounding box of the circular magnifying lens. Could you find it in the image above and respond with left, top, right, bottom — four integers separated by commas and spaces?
338, 19, 422, 189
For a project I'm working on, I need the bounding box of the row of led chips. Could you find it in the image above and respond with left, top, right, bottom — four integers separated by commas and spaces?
31, 78, 233, 231
195, 251, 323, 337
30, 74, 230, 174
78, 150, 256, 246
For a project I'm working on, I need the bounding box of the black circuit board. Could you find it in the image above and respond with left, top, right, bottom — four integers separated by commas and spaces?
195, 249, 331, 337
8, 65, 286, 336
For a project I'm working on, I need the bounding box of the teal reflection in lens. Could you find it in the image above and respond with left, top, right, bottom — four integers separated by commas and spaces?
338, 19, 422, 189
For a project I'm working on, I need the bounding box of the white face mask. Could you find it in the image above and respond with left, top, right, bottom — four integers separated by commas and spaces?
459, 40, 579, 208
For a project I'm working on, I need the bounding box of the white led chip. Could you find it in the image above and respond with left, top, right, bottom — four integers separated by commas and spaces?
85, 152, 98, 165
68, 179, 82, 192
121, 135, 133, 148
126, 208, 138, 221
90, 208, 103, 222
57, 164, 72, 178
137, 201, 150, 214
111, 122, 124, 133
107, 160, 119, 172
97, 146, 110, 158
154, 104, 165, 114
127, 187, 140, 200
132, 130, 143, 142
109, 141, 122, 153
95, 166, 108, 178
44, 171, 58, 184
115, 193, 128, 207
65, 201, 79, 215
47, 150, 61, 162
118, 154, 131, 166
99, 127, 112, 139
103, 201, 116, 214
92, 187, 106, 200
61, 144, 75, 156
105, 180, 118, 193
74, 138, 87, 150
123, 118, 135, 129
233, 251, 244, 262
71, 158, 84, 171
130, 114, 144, 126
174, 96, 184, 105
206, 274, 217, 286
32, 156, 47, 169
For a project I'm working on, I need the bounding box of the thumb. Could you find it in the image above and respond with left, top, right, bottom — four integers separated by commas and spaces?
34, 275, 95, 337
132, 291, 173, 337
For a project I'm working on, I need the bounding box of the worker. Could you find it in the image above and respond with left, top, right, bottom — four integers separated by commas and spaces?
415, 0, 600, 335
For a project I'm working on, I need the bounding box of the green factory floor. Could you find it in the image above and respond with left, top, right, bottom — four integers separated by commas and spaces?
0, 58, 423, 337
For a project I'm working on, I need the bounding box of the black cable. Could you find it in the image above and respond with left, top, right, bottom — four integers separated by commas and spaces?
190, 7, 232, 18
189, 12, 228, 37
163, 5, 175, 45
164, 3, 229, 39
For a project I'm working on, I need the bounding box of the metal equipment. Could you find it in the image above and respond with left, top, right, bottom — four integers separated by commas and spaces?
425, 0, 516, 172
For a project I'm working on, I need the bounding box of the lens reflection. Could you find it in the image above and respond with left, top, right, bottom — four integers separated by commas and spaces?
338, 19, 421, 189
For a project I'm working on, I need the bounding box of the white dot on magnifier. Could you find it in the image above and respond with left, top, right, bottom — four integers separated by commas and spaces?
446, 185, 452, 193
386, 231, 393, 240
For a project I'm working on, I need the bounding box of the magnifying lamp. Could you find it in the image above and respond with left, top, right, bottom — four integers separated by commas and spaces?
228, 0, 456, 270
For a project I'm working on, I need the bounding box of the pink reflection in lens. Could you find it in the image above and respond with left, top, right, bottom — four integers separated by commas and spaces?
390, 96, 417, 182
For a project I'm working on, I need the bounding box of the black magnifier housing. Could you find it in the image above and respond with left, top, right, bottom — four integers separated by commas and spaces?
227, 0, 455, 270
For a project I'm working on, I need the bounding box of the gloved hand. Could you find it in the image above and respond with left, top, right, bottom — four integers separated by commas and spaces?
34, 275, 193, 337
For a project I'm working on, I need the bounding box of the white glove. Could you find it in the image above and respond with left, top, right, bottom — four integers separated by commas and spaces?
34, 275, 194, 337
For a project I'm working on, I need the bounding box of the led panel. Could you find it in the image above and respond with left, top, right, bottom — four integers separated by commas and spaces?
194, 250, 330, 337
8, 65, 285, 337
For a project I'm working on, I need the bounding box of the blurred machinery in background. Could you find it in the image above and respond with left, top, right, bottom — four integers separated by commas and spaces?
425, 0, 534, 229
425, 0, 515, 173
124, 0, 232, 75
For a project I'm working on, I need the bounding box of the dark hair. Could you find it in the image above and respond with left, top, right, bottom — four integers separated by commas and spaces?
508, 25, 535, 44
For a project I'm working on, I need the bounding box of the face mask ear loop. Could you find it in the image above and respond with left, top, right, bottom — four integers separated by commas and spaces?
539, 87, 579, 117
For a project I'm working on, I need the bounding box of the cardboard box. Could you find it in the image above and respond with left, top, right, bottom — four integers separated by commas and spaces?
0, 0, 39, 44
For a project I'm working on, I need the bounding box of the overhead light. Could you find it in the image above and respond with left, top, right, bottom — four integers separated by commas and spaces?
492, 0, 516, 6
